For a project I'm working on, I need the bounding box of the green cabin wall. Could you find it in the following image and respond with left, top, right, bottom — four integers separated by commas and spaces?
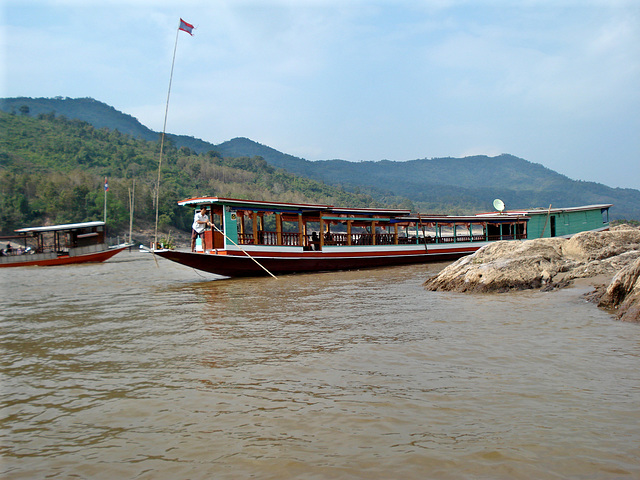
527, 208, 609, 238
223, 207, 239, 245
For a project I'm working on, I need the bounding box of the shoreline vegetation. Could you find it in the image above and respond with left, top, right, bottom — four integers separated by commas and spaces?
423, 225, 640, 323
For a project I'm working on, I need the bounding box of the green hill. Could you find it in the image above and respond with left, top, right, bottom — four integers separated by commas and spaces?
0, 110, 382, 236
2, 96, 639, 220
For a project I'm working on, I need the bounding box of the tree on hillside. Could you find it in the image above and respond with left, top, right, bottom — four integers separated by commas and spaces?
0, 111, 381, 236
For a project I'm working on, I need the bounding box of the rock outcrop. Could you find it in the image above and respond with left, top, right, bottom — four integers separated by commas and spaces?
423, 225, 640, 322
596, 256, 640, 323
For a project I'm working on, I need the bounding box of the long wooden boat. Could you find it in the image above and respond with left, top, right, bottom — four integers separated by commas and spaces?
0, 221, 128, 268
153, 197, 612, 278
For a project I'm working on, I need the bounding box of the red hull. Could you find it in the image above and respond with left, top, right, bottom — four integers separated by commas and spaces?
0, 246, 128, 268
155, 246, 480, 278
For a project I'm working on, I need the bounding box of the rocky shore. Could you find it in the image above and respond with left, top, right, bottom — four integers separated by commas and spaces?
423, 225, 640, 323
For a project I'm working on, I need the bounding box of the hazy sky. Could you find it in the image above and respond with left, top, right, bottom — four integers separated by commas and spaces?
2, 0, 639, 189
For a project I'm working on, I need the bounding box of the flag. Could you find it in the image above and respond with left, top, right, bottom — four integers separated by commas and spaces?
104, 177, 109, 192
179, 18, 194, 35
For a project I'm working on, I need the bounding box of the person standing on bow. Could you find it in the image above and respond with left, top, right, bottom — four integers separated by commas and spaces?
191, 206, 212, 252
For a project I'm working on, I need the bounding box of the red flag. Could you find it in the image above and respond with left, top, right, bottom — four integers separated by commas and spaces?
104, 177, 109, 192
179, 18, 194, 35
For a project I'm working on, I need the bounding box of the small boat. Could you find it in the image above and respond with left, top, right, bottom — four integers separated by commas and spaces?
153, 197, 612, 278
0, 221, 129, 268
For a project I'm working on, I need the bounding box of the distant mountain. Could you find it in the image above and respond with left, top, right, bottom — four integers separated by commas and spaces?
1, 97, 156, 140
2, 96, 639, 220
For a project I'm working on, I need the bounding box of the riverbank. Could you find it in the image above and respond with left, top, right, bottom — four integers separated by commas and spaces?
423, 225, 640, 322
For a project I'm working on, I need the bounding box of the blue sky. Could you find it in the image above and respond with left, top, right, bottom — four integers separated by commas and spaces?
2, 0, 639, 189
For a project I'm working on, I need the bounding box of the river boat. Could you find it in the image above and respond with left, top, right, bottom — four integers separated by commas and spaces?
153, 197, 612, 278
0, 221, 129, 268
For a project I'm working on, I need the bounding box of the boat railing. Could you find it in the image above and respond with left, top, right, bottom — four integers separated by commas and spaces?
323, 233, 397, 246
236, 230, 526, 247
0, 252, 57, 264
487, 233, 527, 241
281, 232, 299, 246
238, 233, 253, 245
238, 232, 300, 246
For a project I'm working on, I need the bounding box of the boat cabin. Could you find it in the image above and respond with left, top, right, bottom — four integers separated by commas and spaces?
1, 221, 108, 265
181, 197, 530, 252
519, 204, 611, 238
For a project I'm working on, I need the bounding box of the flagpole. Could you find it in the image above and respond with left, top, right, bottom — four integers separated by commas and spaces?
129, 178, 135, 244
154, 24, 181, 250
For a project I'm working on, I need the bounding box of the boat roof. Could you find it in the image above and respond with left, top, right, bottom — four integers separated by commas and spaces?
179, 196, 332, 210
178, 196, 537, 221
177, 197, 412, 216
474, 203, 613, 217
15, 221, 105, 234
402, 213, 529, 223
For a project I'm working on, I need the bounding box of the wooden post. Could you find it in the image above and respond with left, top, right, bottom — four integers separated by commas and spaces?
347, 220, 352, 246
252, 211, 259, 245
276, 213, 282, 245
371, 221, 377, 245
298, 214, 304, 247
259, 213, 264, 244
394, 223, 398, 245
319, 216, 325, 249
302, 218, 308, 247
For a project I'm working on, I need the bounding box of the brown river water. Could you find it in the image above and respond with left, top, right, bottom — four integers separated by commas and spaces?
1, 251, 639, 479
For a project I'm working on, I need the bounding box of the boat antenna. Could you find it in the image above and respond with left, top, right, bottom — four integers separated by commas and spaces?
154, 18, 194, 251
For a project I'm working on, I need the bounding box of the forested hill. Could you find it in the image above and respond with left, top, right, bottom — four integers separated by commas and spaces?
0, 96, 218, 153
0, 111, 383, 236
2, 96, 639, 220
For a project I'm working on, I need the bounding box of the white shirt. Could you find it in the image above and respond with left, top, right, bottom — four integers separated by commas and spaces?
192, 211, 209, 234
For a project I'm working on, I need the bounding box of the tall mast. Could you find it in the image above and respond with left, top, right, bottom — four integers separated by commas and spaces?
153, 19, 193, 249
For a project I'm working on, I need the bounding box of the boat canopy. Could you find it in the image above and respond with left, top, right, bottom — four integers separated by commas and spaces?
178, 197, 331, 209
403, 213, 529, 223
474, 203, 613, 217
177, 196, 531, 224
14, 221, 106, 234
177, 197, 412, 216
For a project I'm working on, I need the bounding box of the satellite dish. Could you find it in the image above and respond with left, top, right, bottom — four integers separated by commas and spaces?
493, 198, 505, 212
